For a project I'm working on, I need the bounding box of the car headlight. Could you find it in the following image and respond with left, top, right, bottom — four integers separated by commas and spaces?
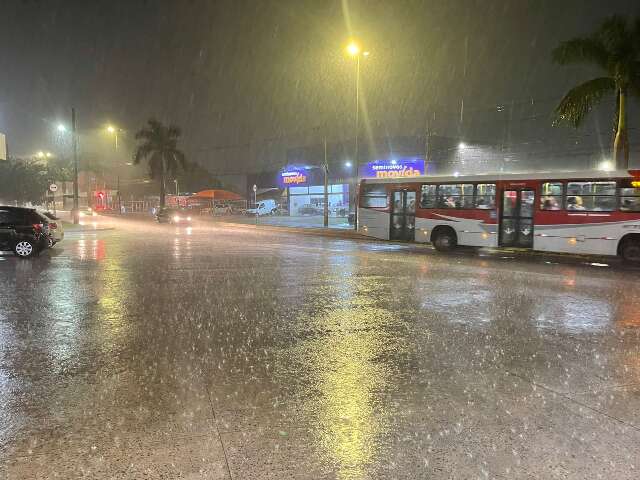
173, 215, 180, 222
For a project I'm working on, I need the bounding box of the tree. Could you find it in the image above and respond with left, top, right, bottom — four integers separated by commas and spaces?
133, 119, 187, 208
552, 15, 640, 169
0, 158, 49, 205
175, 160, 223, 193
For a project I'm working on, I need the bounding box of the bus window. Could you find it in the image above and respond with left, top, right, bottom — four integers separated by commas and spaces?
502, 190, 517, 216
620, 186, 640, 212
567, 181, 615, 211
438, 184, 473, 209
420, 184, 437, 208
540, 182, 563, 210
360, 184, 388, 208
475, 184, 496, 209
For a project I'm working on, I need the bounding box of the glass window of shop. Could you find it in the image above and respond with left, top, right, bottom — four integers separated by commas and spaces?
289, 184, 350, 216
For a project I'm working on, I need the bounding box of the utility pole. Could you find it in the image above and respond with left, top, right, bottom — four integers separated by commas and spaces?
323, 136, 329, 228
353, 54, 360, 230
117, 175, 121, 214
72, 108, 79, 224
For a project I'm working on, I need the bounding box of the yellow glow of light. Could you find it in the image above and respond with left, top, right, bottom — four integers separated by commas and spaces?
568, 237, 577, 245
631, 181, 640, 188
346, 42, 361, 56
107, 125, 115, 133
37, 151, 45, 158
482, 232, 489, 239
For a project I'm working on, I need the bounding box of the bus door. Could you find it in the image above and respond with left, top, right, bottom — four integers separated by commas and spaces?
390, 190, 416, 241
500, 189, 535, 248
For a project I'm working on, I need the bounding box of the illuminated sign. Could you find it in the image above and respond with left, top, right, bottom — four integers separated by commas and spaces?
631, 181, 640, 188
278, 166, 310, 188
360, 158, 425, 179
281, 171, 307, 185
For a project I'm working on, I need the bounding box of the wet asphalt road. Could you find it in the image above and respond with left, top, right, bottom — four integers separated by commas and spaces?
1, 218, 640, 479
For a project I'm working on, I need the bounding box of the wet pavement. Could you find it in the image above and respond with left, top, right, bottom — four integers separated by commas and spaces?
1, 219, 640, 479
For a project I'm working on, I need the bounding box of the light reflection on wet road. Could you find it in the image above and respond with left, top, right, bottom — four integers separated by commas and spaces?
1, 219, 640, 479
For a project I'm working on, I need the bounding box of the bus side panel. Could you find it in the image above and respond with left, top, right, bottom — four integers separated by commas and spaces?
357, 208, 390, 239
415, 211, 498, 247
534, 218, 640, 256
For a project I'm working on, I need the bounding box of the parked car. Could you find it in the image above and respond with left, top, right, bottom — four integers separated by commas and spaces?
213, 204, 233, 215
156, 207, 193, 224
246, 199, 278, 216
0, 206, 49, 258
40, 211, 64, 247
298, 204, 322, 215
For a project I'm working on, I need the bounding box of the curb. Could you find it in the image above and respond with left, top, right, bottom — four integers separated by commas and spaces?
209, 220, 369, 240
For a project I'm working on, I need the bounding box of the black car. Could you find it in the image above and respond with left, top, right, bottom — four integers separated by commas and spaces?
0, 206, 49, 258
155, 207, 193, 225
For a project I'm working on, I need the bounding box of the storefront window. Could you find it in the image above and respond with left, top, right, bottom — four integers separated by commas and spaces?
289, 183, 350, 217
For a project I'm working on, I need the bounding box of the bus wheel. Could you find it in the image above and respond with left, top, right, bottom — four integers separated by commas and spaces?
620, 239, 640, 263
432, 227, 457, 252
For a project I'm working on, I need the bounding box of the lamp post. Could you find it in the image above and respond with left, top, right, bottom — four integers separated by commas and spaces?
107, 125, 119, 150
345, 41, 369, 229
106, 124, 125, 213
70, 110, 79, 224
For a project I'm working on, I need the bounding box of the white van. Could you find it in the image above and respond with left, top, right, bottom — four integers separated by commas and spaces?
246, 199, 277, 216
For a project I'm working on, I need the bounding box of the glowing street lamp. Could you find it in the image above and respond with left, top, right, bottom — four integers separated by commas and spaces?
346, 42, 360, 56
599, 159, 614, 172
105, 124, 121, 150
345, 39, 370, 229
57, 123, 67, 133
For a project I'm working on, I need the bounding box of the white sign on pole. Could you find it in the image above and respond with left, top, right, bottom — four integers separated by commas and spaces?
253, 184, 257, 192
49, 184, 58, 192
0, 133, 6, 161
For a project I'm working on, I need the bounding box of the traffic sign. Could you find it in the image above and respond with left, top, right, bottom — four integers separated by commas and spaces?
253, 184, 257, 192
49, 184, 58, 192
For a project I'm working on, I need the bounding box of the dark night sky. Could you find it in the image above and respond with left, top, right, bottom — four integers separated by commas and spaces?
0, 0, 637, 175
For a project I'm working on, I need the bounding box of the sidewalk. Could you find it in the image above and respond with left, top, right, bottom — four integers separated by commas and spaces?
111, 212, 370, 241
200, 214, 368, 240
61, 221, 115, 232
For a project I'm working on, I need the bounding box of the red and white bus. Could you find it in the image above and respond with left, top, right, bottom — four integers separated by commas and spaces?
357, 170, 640, 261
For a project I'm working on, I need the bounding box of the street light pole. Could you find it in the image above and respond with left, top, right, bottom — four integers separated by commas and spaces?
355, 54, 360, 179
72, 108, 79, 224
346, 41, 368, 230
323, 136, 329, 228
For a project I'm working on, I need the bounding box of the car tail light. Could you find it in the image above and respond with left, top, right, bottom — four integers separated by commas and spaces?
32, 223, 43, 232
49, 222, 58, 230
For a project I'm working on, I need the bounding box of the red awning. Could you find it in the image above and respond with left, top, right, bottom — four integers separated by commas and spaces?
193, 189, 243, 200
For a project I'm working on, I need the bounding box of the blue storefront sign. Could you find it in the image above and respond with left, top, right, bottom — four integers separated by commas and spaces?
360, 157, 425, 179
277, 166, 310, 188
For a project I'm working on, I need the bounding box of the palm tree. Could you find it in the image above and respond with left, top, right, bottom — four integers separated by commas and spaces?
552, 15, 640, 169
133, 119, 187, 208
